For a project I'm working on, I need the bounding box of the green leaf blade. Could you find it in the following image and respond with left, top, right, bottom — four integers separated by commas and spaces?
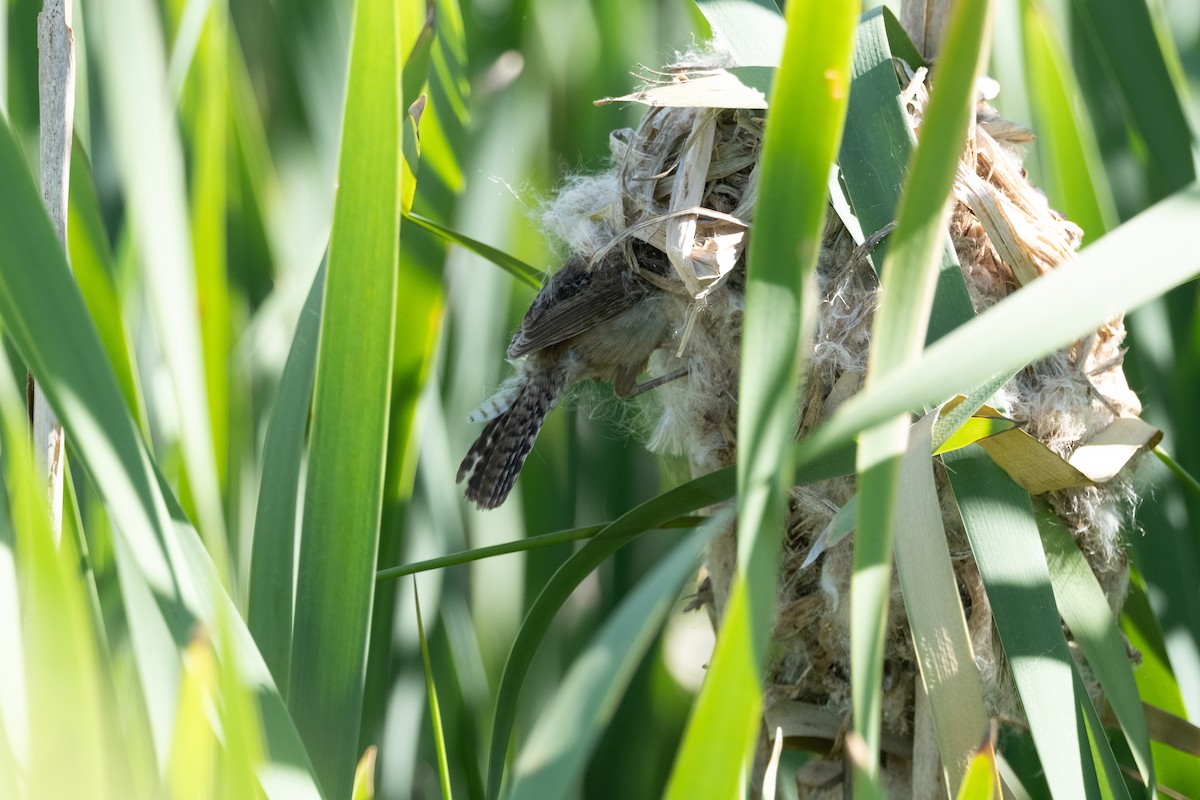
944, 448, 1090, 799
667, 0, 856, 795
286, 0, 404, 794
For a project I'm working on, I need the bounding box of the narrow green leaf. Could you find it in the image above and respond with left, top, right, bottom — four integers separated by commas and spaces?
1070, 0, 1197, 200
377, 519, 707, 581
66, 139, 146, 433
852, 418, 909, 788
402, 98, 425, 217
480, 451, 862, 798
1154, 446, 1200, 499
401, 1, 436, 109
167, 634, 219, 799
869, 0, 992, 369
838, 7, 977, 347
186, 2, 232, 498
1040, 511, 1154, 791
4, 374, 109, 799
943, 447, 1090, 799
215, 606, 267, 799
247, 263, 325, 699
509, 515, 724, 800
351, 747, 378, 800
404, 212, 540, 289
853, 0, 992, 782
737, 0, 854, 658
481, 446, 853, 800
415, 584, 452, 800
956, 746, 1001, 799
1019, 0, 1117, 243
662, 578, 762, 800
227, 34, 279, 309
286, 0, 403, 795
486, 468, 735, 800
1076, 668, 1130, 800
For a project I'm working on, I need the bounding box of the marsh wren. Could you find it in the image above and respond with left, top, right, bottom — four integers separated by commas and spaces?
457, 241, 679, 510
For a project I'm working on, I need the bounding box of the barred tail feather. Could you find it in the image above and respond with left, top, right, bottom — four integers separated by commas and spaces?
457, 365, 567, 509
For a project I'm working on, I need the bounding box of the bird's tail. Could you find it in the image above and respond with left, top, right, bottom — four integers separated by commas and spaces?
457, 364, 567, 509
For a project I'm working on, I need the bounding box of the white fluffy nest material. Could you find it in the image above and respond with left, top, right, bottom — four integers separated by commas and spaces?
540, 52, 1143, 767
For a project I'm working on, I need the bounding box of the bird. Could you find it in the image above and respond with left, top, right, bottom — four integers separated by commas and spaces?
457, 241, 680, 510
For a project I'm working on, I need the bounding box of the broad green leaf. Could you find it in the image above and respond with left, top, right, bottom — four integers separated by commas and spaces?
509, 514, 725, 800
694, 0, 784, 67
893, 413, 988, 792
286, 0, 403, 795
667, 1, 855, 795
943, 447, 1089, 799
0, 108, 321, 798
89, 0, 229, 574
1039, 510, 1154, 791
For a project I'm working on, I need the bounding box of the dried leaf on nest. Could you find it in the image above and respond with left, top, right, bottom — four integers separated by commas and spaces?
950, 402, 1163, 494
597, 66, 773, 109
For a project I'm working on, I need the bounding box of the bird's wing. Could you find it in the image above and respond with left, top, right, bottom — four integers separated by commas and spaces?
507, 258, 648, 358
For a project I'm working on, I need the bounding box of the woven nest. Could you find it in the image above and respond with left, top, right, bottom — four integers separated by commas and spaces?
541, 51, 1143, 792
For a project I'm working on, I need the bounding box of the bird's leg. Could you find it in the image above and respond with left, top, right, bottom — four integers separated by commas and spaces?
845, 221, 897, 271
614, 364, 690, 398
634, 264, 692, 296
